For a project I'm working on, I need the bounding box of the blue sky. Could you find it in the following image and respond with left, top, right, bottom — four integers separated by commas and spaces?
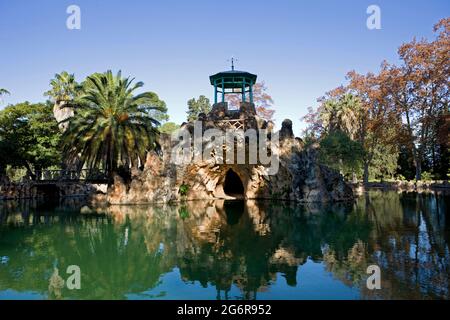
0, 0, 448, 134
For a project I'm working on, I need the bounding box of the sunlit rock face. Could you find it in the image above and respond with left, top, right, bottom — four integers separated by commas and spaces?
107, 103, 353, 204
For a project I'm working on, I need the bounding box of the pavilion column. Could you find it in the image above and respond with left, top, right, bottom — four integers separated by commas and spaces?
222, 80, 225, 103
214, 80, 218, 104
242, 78, 246, 102
249, 80, 253, 103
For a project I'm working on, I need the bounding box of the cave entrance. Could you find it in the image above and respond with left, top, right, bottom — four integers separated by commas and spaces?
223, 169, 245, 198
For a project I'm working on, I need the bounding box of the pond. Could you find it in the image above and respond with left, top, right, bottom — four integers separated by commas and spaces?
0, 190, 449, 300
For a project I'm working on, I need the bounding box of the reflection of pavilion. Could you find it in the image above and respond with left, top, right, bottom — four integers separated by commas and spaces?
102, 199, 309, 298
0, 198, 365, 299
171, 200, 299, 298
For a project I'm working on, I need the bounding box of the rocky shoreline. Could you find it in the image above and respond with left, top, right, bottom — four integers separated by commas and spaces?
351, 180, 450, 195
0, 182, 107, 201
2, 179, 448, 203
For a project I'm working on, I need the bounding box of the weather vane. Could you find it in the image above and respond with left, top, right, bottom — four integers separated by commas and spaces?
227, 57, 238, 71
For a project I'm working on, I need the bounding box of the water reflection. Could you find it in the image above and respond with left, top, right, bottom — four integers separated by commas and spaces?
0, 191, 449, 300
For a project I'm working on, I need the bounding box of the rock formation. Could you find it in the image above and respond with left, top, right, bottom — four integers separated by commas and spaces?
107, 102, 354, 204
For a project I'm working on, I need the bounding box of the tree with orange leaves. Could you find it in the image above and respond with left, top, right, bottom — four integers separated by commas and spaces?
225, 81, 275, 120
346, 68, 401, 183
385, 18, 449, 180
303, 17, 449, 182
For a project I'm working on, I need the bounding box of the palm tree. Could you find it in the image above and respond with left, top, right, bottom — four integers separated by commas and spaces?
320, 93, 360, 139
0, 88, 10, 103
62, 70, 165, 178
319, 93, 362, 181
45, 71, 79, 103
45, 71, 80, 132
337, 94, 361, 139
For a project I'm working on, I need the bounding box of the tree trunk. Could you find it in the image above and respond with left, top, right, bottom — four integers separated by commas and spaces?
405, 108, 421, 181
415, 160, 422, 181
363, 161, 369, 184
0, 165, 8, 184
352, 171, 358, 183
24, 162, 36, 181
53, 100, 74, 133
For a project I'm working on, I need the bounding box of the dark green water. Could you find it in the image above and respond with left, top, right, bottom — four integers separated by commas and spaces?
0, 190, 449, 300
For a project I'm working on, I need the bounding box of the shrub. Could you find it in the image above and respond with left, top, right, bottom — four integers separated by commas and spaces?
179, 183, 189, 197
421, 171, 433, 181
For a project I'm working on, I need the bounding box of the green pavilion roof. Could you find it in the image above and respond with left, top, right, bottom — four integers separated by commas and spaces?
209, 70, 257, 88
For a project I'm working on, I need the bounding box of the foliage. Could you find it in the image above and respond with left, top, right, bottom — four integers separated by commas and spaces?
225, 81, 275, 120
368, 142, 399, 180
0, 88, 10, 101
319, 92, 361, 139
5, 165, 27, 182
319, 130, 364, 177
186, 95, 211, 122
44, 71, 81, 103
159, 122, 180, 134
303, 18, 450, 182
146, 101, 168, 123
61, 70, 166, 176
421, 171, 433, 181
0, 89, 10, 107
0, 102, 61, 177
178, 183, 189, 197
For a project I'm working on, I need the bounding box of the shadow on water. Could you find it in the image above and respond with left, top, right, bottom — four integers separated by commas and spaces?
0, 190, 449, 300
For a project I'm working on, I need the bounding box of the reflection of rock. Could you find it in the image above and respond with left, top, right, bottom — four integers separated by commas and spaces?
102, 200, 310, 296
2, 191, 448, 299
48, 267, 65, 300
270, 247, 303, 267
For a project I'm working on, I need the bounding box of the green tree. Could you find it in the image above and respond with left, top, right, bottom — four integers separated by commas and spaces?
149, 108, 169, 123
44, 71, 81, 131
159, 122, 180, 134
186, 95, 211, 122
0, 89, 10, 107
0, 101, 62, 179
44, 72, 80, 103
62, 70, 166, 178
0, 88, 10, 98
319, 92, 361, 139
319, 130, 364, 178
368, 142, 399, 181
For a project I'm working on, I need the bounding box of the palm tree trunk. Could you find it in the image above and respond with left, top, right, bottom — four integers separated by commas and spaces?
53, 100, 74, 132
